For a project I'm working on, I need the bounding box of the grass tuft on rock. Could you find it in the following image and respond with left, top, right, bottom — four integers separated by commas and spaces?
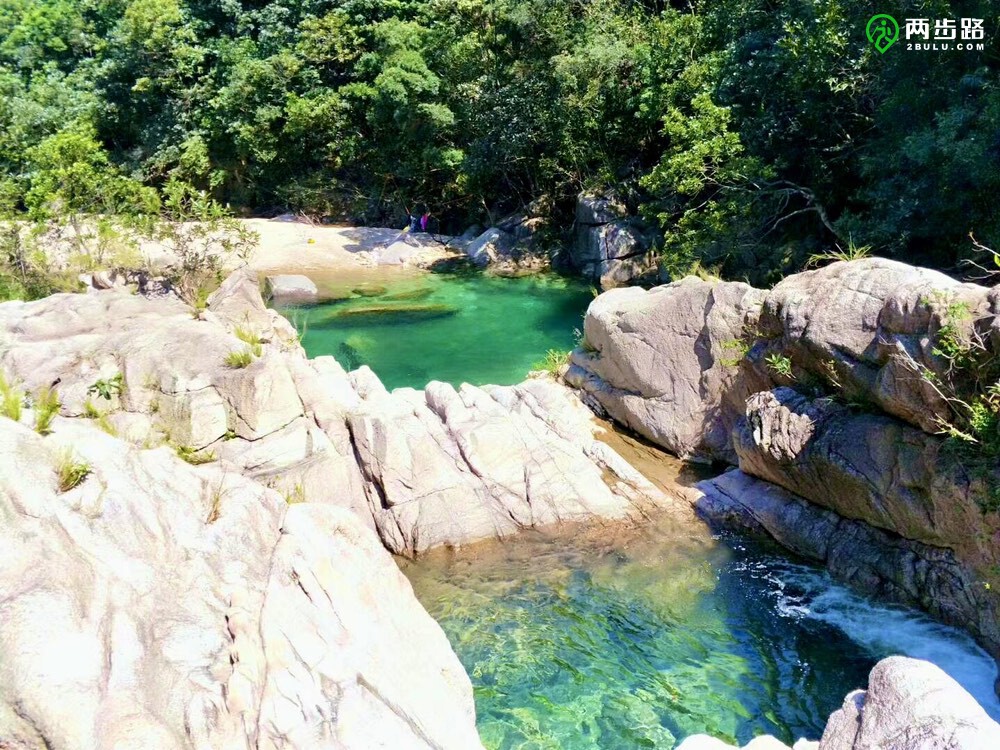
175, 445, 217, 465
224, 348, 255, 368
33, 386, 60, 435
0, 372, 24, 422
532, 349, 570, 375
56, 450, 91, 492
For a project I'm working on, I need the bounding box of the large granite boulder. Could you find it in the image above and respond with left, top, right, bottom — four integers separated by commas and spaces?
751, 258, 1000, 434
348, 376, 672, 556
570, 193, 659, 287
566, 277, 767, 462
0, 417, 483, 749
820, 657, 1000, 749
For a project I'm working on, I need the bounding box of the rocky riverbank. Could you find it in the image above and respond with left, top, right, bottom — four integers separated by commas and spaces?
2, 259, 999, 747
0, 267, 682, 747
566, 258, 1000, 668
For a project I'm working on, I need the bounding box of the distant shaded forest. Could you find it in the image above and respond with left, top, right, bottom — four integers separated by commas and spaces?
1, 0, 998, 282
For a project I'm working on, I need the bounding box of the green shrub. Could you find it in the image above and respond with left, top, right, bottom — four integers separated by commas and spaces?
33, 386, 60, 434
88, 373, 125, 401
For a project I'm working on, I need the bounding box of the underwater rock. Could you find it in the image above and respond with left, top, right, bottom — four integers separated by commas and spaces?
325, 303, 459, 325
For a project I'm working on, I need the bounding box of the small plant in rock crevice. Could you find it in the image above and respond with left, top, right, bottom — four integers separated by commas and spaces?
234, 320, 264, 357
282, 483, 307, 505
764, 352, 794, 380
806, 237, 873, 268
56, 450, 91, 492
33, 386, 60, 435
532, 349, 570, 376
175, 444, 217, 465
224, 348, 255, 368
82, 398, 101, 418
0, 372, 24, 422
88, 372, 125, 401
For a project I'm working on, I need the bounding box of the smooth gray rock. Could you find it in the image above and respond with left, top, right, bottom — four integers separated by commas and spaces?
465, 227, 514, 266
566, 277, 767, 462
263, 273, 318, 299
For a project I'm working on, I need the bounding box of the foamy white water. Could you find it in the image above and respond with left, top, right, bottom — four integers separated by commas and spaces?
764, 559, 1000, 720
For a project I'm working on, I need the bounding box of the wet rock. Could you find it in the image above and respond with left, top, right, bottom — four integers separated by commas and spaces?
690, 469, 999, 658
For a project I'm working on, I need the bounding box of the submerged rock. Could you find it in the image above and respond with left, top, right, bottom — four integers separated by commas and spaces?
324, 302, 459, 325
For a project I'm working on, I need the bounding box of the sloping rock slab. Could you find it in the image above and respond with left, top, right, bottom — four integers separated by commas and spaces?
0, 417, 482, 749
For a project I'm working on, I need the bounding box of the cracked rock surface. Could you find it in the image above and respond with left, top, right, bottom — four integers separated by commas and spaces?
0, 267, 677, 747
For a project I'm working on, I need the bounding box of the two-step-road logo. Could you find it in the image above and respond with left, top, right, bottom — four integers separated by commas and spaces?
866, 14, 986, 53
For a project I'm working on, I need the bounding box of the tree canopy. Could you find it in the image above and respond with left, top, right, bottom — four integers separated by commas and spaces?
1, 0, 998, 283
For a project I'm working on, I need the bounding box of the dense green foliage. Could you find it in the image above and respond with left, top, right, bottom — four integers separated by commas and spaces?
1, 0, 998, 283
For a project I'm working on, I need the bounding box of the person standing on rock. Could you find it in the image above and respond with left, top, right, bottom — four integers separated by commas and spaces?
420, 210, 430, 233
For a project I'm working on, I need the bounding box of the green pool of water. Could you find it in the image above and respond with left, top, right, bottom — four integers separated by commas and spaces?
402, 514, 1000, 749
273, 270, 593, 389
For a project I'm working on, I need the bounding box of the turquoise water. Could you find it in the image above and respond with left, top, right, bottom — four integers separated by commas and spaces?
403, 515, 1000, 749
273, 270, 593, 389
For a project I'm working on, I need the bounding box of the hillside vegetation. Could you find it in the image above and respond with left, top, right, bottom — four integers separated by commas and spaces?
1, 0, 998, 284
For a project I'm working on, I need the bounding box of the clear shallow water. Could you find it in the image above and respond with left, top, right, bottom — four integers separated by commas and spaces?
402, 514, 1000, 749
273, 270, 593, 389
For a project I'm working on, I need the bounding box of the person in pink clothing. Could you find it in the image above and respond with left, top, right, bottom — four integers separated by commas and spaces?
420, 211, 430, 232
